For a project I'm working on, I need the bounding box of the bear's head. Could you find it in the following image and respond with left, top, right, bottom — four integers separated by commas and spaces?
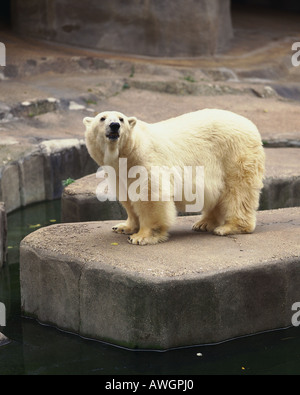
83, 111, 137, 164
84, 111, 137, 142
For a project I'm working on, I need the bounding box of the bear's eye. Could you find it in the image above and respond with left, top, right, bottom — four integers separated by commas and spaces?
100, 117, 106, 122
119, 117, 124, 123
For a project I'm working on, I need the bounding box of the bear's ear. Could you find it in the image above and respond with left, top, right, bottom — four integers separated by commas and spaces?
128, 117, 137, 129
83, 117, 94, 127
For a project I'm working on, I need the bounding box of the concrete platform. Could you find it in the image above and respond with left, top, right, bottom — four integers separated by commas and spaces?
61, 172, 127, 222
61, 148, 300, 222
20, 207, 300, 349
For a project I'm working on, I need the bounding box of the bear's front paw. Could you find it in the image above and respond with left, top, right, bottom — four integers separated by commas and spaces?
127, 231, 169, 246
127, 234, 148, 246
112, 223, 137, 235
192, 219, 216, 232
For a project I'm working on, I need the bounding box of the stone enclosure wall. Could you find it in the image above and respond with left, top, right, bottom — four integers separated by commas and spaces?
0, 203, 7, 268
11, 0, 233, 57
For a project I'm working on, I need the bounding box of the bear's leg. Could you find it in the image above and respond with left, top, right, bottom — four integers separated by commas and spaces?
192, 204, 223, 232
128, 201, 176, 245
112, 200, 139, 235
213, 187, 260, 236
213, 151, 264, 236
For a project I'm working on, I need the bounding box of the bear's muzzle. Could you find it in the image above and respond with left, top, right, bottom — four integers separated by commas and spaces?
106, 122, 120, 140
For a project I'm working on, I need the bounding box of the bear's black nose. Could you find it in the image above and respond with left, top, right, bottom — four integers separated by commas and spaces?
109, 122, 120, 132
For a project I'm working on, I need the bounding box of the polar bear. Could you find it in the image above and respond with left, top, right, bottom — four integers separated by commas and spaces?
84, 109, 265, 245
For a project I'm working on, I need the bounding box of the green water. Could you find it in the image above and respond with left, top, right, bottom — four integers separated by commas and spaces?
0, 200, 300, 375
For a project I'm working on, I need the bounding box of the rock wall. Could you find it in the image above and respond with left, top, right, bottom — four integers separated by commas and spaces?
11, 0, 233, 57
0, 203, 7, 268
0, 139, 98, 214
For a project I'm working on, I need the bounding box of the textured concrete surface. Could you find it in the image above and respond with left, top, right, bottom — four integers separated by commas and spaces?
60, 148, 300, 222
20, 207, 300, 349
